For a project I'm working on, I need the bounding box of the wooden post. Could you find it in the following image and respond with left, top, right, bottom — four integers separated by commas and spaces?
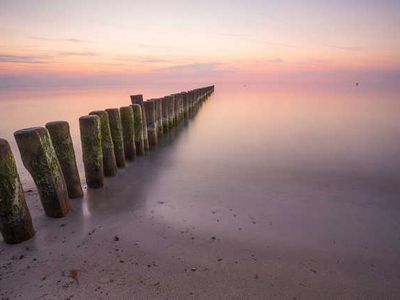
105, 109, 126, 168
0, 139, 35, 244
155, 98, 163, 135
79, 115, 104, 188
120, 106, 136, 161
14, 127, 70, 218
89, 111, 118, 177
161, 96, 170, 131
143, 100, 158, 146
132, 104, 145, 155
45, 121, 83, 198
130, 95, 149, 151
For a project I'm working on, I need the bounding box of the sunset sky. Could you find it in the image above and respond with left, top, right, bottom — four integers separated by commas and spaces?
0, 0, 399, 87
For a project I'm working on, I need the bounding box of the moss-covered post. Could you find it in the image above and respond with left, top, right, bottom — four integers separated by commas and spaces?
0, 139, 35, 244
130, 95, 149, 151
175, 93, 182, 122
79, 115, 104, 188
143, 100, 158, 146
105, 109, 125, 168
45, 121, 83, 199
155, 98, 163, 135
89, 111, 117, 177
161, 96, 170, 131
167, 95, 175, 128
14, 127, 70, 218
179, 93, 184, 120
188, 91, 194, 115
171, 93, 178, 122
132, 104, 145, 155
172, 93, 181, 123
181, 92, 189, 119
120, 106, 136, 161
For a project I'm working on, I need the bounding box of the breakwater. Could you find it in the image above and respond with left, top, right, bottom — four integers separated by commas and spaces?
0, 85, 214, 244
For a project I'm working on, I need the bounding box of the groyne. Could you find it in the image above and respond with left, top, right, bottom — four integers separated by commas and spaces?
0, 85, 214, 243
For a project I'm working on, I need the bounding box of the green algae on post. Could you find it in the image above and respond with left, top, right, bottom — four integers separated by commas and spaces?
155, 98, 163, 135
14, 127, 70, 218
89, 110, 118, 177
105, 108, 126, 168
161, 96, 170, 131
130, 94, 149, 151
45, 121, 83, 198
165, 95, 175, 128
79, 115, 104, 188
132, 104, 145, 156
144, 100, 158, 146
120, 106, 136, 161
0, 139, 35, 244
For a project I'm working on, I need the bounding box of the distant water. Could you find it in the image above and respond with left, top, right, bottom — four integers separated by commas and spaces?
1, 83, 399, 190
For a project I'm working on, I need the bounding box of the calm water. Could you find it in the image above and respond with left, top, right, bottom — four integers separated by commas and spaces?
1, 84, 399, 190
1, 84, 400, 297
2, 82, 400, 239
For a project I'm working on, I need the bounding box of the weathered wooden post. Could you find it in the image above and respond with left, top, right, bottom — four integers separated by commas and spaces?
161, 96, 170, 131
89, 111, 118, 177
181, 92, 189, 119
156, 98, 163, 135
177, 93, 183, 121
188, 91, 194, 115
0, 139, 35, 244
143, 100, 158, 146
170, 94, 178, 125
120, 106, 136, 161
167, 95, 175, 128
45, 121, 83, 198
14, 127, 70, 218
132, 104, 145, 155
179, 93, 184, 120
171, 93, 180, 122
130, 95, 149, 151
79, 115, 104, 188
105, 109, 125, 168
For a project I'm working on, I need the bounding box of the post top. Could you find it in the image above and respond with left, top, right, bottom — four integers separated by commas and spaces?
14, 127, 46, 137
45, 120, 69, 127
130, 94, 144, 104
89, 110, 107, 117
105, 108, 119, 113
79, 115, 99, 121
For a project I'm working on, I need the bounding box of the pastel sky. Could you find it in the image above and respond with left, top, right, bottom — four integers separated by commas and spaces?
0, 0, 399, 87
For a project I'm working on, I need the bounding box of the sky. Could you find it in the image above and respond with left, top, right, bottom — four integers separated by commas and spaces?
0, 0, 399, 87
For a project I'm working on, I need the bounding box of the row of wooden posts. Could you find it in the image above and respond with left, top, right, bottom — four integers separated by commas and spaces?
0, 85, 215, 244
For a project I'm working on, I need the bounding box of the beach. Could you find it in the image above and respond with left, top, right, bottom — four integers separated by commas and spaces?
1, 84, 400, 299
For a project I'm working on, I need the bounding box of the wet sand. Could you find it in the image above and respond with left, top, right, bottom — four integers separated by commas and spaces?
1, 85, 400, 299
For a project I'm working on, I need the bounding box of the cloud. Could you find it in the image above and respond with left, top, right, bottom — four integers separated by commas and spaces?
218, 32, 252, 38
62, 38, 86, 43
326, 45, 363, 51
29, 36, 89, 43
154, 63, 237, 79
58, 51, 99, 57
264, 41, 298, 48
0, 54, 49, 64
137, 43, 176, 51
158, 63, 221, 73
111, 54, 177, 64
267, 58, 284, 63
